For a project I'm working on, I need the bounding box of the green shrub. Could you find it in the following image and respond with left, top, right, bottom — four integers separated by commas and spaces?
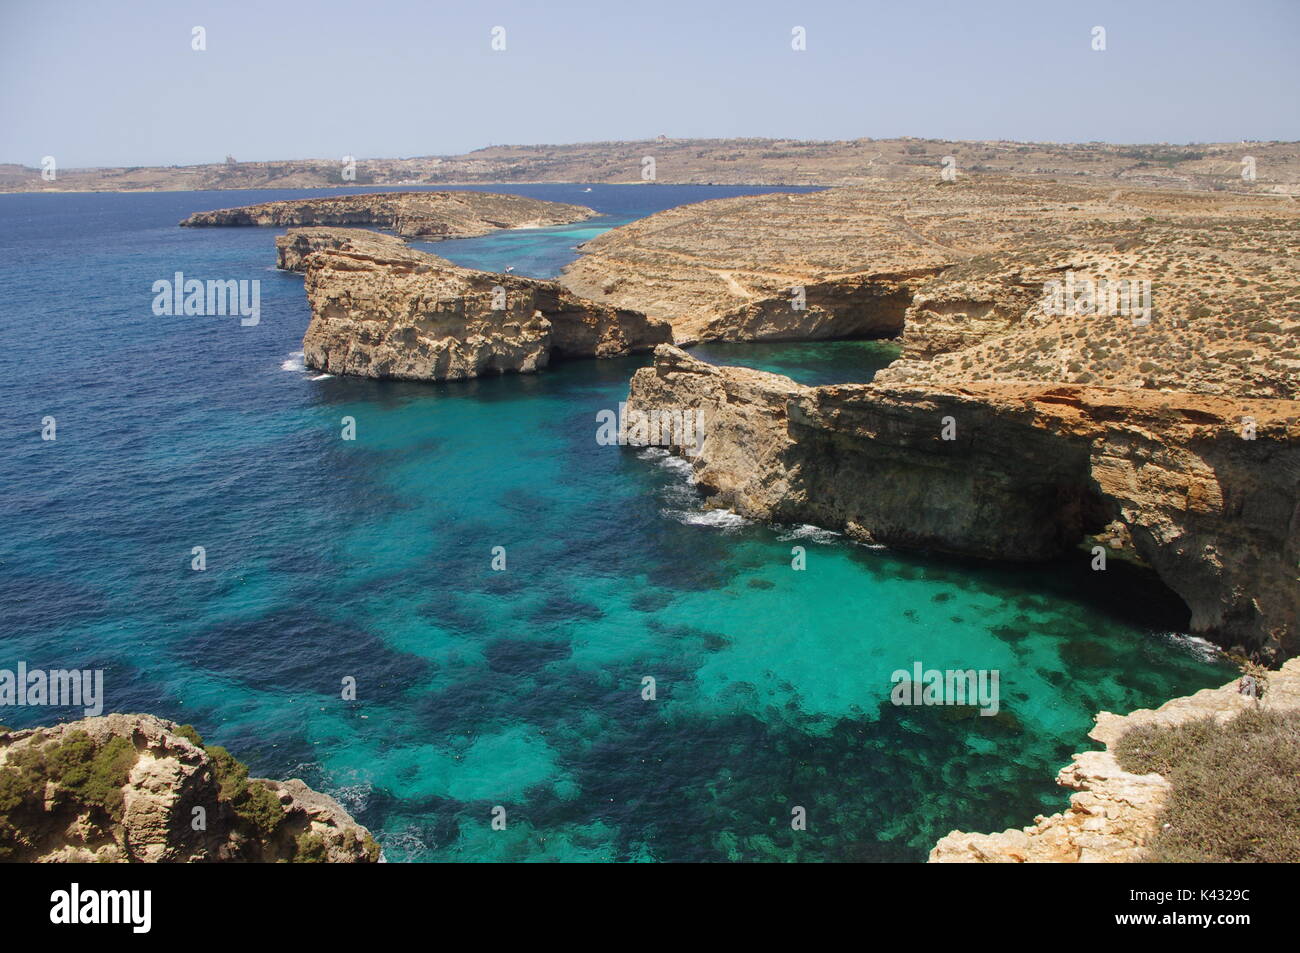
205, 745, 250, 802
204, 745, 286, 839
175, 724, 204, 747
294, 831, 330, 863
0, 730, 138, 824
237, 782, 285, 840
1115, 709, 1300, 862
50, 735, 137, 822
0, 769, 28, 813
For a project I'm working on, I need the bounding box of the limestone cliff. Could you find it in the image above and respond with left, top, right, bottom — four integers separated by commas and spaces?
180, 190, 595, 240
626, 345, 1298, 657
300, 236, 671, 381
275, 226, 413, 273
0, 714, 378, 863
928, 657, 1300, 862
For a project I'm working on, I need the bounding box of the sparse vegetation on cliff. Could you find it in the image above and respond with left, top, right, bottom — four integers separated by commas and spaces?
1115, 709, 1300, 862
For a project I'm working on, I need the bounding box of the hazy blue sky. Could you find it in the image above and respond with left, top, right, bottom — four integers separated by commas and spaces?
2, 0, 1296, 167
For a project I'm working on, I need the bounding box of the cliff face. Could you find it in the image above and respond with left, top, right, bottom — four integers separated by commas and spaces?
0, 714, 378, 863
275, 226, 411, 272
180, 190, 596, 239
929, 657, 1300, 862
300, 236, 672, 382
627, 346, 1299, 657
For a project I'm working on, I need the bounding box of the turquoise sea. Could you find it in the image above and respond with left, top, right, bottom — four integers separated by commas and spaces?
0, 184, 1230, 861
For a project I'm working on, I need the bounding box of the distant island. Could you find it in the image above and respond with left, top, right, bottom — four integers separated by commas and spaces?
179, 189, 596, 239
6, 137, 1300, 193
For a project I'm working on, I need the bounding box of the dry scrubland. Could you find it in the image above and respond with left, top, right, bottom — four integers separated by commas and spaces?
564, 177, 1300, 401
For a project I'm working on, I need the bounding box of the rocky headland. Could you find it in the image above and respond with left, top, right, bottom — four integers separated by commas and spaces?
275, 225, 410, 272
0, 714, 378, 863
627, 346, 1297, 656
601, 178, 1298, 659
929, 657, 1300, 862
296, 233, 670, 381
180, 190, 595, 240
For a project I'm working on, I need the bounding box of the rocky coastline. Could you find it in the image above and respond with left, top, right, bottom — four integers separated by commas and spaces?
929, 657, 1300, 862
596, 180, 1298, 659
296, 232, 671, 381
0, 714, 378, 863
193, 178, 1298, 654
627, 344, 1297, 658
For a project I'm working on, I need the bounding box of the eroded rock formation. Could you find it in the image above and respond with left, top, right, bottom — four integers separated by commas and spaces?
0, 714, 378, 863
299, 236, 671, 381
929, 657, 1300, 862
627, 345, 1299, 657
275, 226, 411, 272
180, 190, 595, 239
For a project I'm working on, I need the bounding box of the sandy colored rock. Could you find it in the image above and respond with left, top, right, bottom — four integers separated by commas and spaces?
299, 234, 671, 381
627, 345, 1298, 656
929, 657, 1300, 862
565, 179, 1300, 399
0, 713, 378, 863
7, 138, 1300, 192
275, 226, 416, 272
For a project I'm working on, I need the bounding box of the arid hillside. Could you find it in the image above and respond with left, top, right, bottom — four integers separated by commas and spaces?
4, 137, 1299, 193
564, 178, 1300, 399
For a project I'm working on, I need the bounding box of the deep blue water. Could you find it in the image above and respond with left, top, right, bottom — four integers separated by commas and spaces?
0, 185, 1230, 861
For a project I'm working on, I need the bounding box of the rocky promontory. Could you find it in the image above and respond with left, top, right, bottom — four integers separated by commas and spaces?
298, 234, 671, 381
929, 657, 1300, 862
0, 714, 378, 863
627, 345, 1298, 657
275, 225, 412, 272
180, 190, 596, 240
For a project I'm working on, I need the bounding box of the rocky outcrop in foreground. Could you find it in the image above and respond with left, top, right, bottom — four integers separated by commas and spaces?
180, 190, 595, 240
0, 714, 378, 863
929, 658, 1300, 862
299, 234, 671, 381
627, 345, 1298, 657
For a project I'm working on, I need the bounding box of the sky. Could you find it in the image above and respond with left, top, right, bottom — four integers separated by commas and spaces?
1, 0, 1297, 168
